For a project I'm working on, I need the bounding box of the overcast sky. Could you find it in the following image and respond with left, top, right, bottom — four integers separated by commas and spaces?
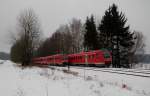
0, 0, 150, 53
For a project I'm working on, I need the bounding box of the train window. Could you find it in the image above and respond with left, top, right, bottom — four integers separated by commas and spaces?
93, 55, 95, 58
96, 54, 99, 58
89, 55, 91, 59
104, 52, 110, 58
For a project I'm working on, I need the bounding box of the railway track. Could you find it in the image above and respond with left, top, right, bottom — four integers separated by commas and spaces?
97, 68, 150, 74
47, 65, 150, 78
71, 66, 150, 78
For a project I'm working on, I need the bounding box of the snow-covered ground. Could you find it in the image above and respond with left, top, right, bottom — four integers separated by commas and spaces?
68, 67, 150, 96
0, 60, 149, 96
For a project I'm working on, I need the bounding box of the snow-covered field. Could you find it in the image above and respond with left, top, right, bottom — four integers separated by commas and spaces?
0, 60, 149, 96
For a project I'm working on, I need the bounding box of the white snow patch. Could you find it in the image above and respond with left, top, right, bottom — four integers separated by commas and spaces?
0, 60, 148, 96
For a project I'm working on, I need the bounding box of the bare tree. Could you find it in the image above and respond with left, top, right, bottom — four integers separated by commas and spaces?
10, 9, 41, 65
36, 24, 73, 56
132, 31, 145, 54
130, 31, 145, 66
36, 19, 84, 57
49, 24, 73, 54
69, 18, 84, 53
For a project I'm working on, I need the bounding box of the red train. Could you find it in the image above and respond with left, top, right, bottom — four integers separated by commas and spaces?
32, 49, 112, 67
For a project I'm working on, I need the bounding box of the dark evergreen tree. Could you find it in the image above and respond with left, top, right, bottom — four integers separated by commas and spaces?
98, 4, 134, 68
98, 7, 112, 49
84, 15, 99, 51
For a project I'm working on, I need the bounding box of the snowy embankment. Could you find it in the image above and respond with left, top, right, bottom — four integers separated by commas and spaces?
0, 60, 149, 96
67, 67, 150, 96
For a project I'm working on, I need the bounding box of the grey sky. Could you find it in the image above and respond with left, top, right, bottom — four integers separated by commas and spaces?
0, 0, 150, 53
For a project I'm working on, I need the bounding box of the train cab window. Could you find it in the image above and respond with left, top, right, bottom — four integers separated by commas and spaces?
104, 52, 110, 58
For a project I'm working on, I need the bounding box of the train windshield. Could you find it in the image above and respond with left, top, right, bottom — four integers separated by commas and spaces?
103, 51, 110, 58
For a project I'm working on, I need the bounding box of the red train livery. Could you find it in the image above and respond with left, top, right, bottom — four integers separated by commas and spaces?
32, 49, 112, 67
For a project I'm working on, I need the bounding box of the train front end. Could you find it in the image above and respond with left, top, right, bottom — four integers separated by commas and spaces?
103, 50, 112, 66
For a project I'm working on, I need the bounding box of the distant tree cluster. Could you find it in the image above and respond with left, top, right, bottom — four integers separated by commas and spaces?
10, 4, 145, 68
0, 52, 10, 60
36, 19, 84, 56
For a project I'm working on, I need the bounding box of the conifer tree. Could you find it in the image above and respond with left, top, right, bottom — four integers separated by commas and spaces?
84, 15, 99, 51
98, 4, 134, 68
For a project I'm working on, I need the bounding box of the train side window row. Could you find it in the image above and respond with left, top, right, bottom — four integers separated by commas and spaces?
69, 56, 83, 60
69, 54, 99, 60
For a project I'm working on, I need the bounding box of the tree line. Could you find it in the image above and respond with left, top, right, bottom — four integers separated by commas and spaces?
10, 4, 145, 68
